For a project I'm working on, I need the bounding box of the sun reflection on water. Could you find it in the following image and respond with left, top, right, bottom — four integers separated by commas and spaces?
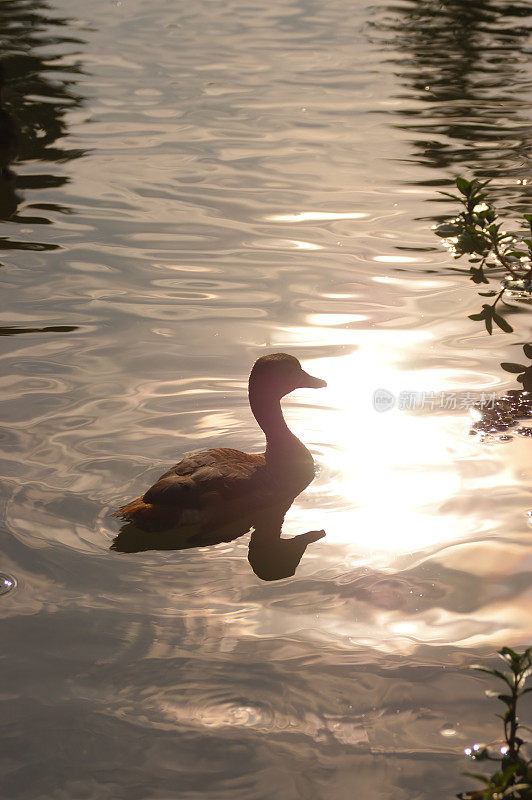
276, 329, 523, 562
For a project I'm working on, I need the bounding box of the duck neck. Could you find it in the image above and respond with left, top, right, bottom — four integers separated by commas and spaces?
250, 390, 288, 439
249, 387, 301, 458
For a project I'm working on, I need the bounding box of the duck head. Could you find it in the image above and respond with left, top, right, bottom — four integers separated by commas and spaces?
249, 353, 326, 399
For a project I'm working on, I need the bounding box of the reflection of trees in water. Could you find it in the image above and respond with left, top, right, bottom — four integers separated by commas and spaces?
369, 0, 532, 210
0, 0, 86, 220
470, 348, 532, 440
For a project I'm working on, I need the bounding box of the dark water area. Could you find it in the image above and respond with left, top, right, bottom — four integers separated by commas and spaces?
1, 0, 531, 797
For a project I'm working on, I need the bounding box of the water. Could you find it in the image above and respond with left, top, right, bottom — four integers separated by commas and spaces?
1, 0, 532, 797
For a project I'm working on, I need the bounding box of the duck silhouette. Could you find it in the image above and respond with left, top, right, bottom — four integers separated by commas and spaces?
112, 353, 327, 580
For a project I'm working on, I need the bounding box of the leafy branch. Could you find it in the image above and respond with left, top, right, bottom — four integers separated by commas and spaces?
458, 647, 532, 800
501, 344, 532, 392
435, 178, 532, 335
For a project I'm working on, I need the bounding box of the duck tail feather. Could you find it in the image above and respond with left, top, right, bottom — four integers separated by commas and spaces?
112, 496, 178, 532
113, 496, 149, 521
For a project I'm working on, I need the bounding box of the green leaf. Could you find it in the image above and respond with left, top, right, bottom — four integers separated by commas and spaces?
470, 267, 490, 284
492, 313, 513, 334
500, 647, 521, 662
501, 784, 532, 798
500, 765, 522, 781
470, 666, 513, 686
501, 363, 527, 373
456, 177, 472, 195
438, 191, 461, 201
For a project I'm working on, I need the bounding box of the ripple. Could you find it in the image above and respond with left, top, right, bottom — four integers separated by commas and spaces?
0, 573, 16, 595
266, 211, 368, 222
469, 391, 532, 440
1, 0, 532, 797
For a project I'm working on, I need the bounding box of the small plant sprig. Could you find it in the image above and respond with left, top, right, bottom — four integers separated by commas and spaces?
501, 344, 532, 392
458, 647, 532, 800
436, 178, 532, 335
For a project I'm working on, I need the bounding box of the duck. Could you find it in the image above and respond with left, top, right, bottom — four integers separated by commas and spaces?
113, 353, 327, 539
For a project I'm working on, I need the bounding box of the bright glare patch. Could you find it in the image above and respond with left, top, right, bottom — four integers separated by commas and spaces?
373, 255, 425, 263
288, 240, 322, 250
390, 621, 418, 635
296, 344, 463, 553
441, 728, 457, 737
274, 328, 508, 561
469, 407, 482, 423
373, 275, 447, 289
267, 211, 367, 222
306, 313, 366, 326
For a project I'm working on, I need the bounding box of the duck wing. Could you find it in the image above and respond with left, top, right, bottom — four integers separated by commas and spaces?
142, 448, 266, 507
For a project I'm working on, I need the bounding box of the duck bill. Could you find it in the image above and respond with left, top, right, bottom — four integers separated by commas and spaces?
299, 371, 327, 389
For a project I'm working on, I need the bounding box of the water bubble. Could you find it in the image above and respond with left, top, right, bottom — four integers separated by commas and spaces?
0, 573, 16, 595
517, 426, 532, 436
440, 726, 457, 737
503, 275, 532, 298
470, 392, 532, 439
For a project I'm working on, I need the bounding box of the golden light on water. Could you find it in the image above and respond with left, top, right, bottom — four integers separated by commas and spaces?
276, 328, 523, 564
266, 211, 368, 222
254, 326, 532, 650
299, 349, 465, 555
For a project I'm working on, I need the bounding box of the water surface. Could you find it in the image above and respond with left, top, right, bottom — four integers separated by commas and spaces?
1, 0, 532, 798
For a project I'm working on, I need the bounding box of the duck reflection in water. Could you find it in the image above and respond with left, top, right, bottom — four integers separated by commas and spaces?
112, 354, 327, 581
